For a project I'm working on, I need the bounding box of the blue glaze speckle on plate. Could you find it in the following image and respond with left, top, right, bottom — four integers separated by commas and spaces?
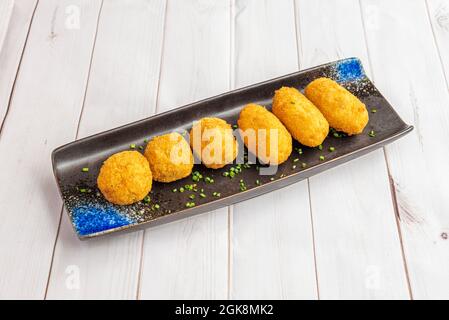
72, 204, 134, 236
335, 58, 365, 82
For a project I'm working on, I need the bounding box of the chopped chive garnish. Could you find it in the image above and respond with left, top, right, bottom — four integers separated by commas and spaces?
301, 162, 307, 168
185, 202, 195, 208
223, 172, 229, 177
79, 188, 88, 193
329, 146, 335, 152
189, 194, 195, 200
293, 158, 299, 163
232, 124, 238, 129
229, 171, 235, 178
212, 192, 221, 197
130, 144, 136, 149
205, 177, 214, 183
319, 155, 325, 161
143, 195, 151, 203
256, 179, 260, 185
200, 193, 206, 198
298, 148, 303, 155
270, 177, 275, 181
368, 130, 376, 137
292, 165, 297, 169
172, 188, 177, 192
81, 167, 89, 172
318, 144, 323, 150
179, 187, 185, 193
154, 204, 160, 209
371, 109, 377, 113
139, 146, 144, 150
144, 138, 148, 143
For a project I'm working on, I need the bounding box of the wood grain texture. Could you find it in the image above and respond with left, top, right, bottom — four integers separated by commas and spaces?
427, 0, 449, 86
138, 0, 230, 300
230, 0, 317, 300
0, 0, 14, 55
361, 0, 449, 299
46, 0, 166, 299
0, 0, 37, 127
296, 0, 410, 299
0, 0, 102, 299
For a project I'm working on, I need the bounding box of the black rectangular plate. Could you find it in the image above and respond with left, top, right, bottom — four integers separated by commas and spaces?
52, 58, 413, 240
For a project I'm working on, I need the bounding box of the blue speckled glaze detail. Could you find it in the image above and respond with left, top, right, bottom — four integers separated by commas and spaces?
336, 58, 365, 82
72, 204, 134, 236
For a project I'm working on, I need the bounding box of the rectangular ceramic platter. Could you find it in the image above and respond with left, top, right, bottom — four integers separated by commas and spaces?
52, 58, 413, 239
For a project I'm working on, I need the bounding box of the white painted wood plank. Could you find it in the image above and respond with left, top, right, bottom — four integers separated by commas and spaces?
0, 0, 102, 299
138, 0, 230, 300
427, 0, 449, 85
296, 0, 410, 299
0, 0, 14, 55
46, 0, 166, 299
231, 0, 317, 300
361, 0, 449, 299
0, 0, 37, 126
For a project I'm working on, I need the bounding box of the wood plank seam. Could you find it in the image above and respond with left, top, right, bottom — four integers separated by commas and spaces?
358, 0, 413, 299
293, 0, 321, 299
424, 0, 449, 92
43, 0, 105, 299
0, 0, 39, 138
135, 0, 169, 300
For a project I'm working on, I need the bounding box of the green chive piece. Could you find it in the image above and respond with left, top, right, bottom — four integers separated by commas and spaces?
270, 177, 275, 181
301, 162, 307, 168
185, 202, 195, 208
130, 144, 136, 149
292, 165, 297, 169
319, 155, 325, 161
229, 171, 235, 178
144, 138, 149, 143
81, 167, 89, 172
79, 188, 88, 193
232, 124, 238, 129
200, 193, 206, 198
223, 172, 229, 177
172, 188, 177, 193
189, 194, 195, 200
138, 146, 144, 150
371, 109, 377, 113
143, 195, 151, 203
179, 187, 185, 193
256, 179, 260, 185
293, 158, 299, 163
298, 148, 303, 155
329, 146, 335, 152
318, 144, 323, 150
154, 204, 160, 209
369, 130, 376, 137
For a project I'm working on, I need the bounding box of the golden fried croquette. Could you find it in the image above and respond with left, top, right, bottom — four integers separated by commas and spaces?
272, 86, 329, 147
144, 132, 193, 182
97, 151, 152, 205
237, 103, 292, 165
305, 77, 368, 135
189, 117, 238, 169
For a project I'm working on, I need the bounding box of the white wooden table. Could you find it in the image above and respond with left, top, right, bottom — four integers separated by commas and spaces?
0, 0, 448, 300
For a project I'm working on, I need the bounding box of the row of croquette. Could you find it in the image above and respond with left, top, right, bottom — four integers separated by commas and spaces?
97, 77, 369, 205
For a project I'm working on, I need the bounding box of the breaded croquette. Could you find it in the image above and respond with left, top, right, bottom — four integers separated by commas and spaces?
144, 132, 193, 182
305, 77, 368, 135
190, 117, 238, 169
97, 151, 152, 205
272, 86, 329, 147
238, 103, 292, 165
